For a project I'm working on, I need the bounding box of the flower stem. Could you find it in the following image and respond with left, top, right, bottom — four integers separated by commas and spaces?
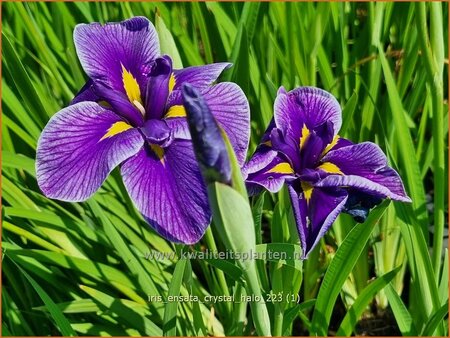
240, 261, 272, 336
203, 227, 232, 315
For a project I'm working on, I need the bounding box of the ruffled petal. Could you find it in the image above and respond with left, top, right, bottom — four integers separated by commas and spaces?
74, 17, 159, 93
289, 183, 348, 259
243, 147, 295, 195
36, 102, 144, 201
172, 63, 231, 90
121, 140, 211, 244
320, 142, 411, 201
274, 86, 342, 142
165, 82, 250, 166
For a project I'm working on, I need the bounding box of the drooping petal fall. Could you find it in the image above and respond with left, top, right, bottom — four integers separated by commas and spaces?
320, 142, 411, 202
121, 140, 211, 244
36, 102, 144, 202
289, 184, 348, 258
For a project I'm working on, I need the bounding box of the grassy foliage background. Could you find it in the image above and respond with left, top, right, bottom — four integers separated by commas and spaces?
2, 2, 448, 336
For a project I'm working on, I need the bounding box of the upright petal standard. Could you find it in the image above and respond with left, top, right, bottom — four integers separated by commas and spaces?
243, 86, 411, 258
36, 17, 250, 244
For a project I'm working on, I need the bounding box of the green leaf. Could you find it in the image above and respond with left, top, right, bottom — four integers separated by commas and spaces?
163, 257, 187, 336
255, 243, 303, 271
421, 301, 449, 336
14, 262, 77, 336
336, 266, 401, 336
80, 285, 162, 336
385, 283, 418, 335
155, 13, 183, 69
310, 200, 390, 336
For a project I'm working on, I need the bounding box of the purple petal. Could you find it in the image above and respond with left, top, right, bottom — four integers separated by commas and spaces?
71, 79, 99, 105
289, 184, 348, 259
165, 82, 250, 166
172, 63, 231, 90
36, 102, 144, 202
145, 55, 172, 120
243, 147, 295, 194
74, 17, 159, 93
320, 142, 411, 201
121, 140, 211, 244
274, 86, 342, 142
315, 175, 411, 203
93, 83, 144, 127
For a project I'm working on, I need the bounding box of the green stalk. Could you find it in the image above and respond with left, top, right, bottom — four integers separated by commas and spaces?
416, 2, 445, 279
203, 228, 232, 316
207, 183, 272, 336
271, 262, 284, 336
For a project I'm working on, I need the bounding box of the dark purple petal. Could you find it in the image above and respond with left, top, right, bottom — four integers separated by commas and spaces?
140, 119, 173, 147
145, 55, 172, 120
320, 142, 411, 201
93, 82, 144, 127
315, 174, 411, 202
74, 17, 159, 93
71, 79, 99, 105
274, 86, 342, 142
244, 147, 295, 194
269, 127, 301, 170
121, 140, 211, 244
289, 183, 348, 259
182, 83, 231, 185
36, 102, 144, 202
172, 63, 231, 90
300, 121, 334, 168
165, 82, 250, 166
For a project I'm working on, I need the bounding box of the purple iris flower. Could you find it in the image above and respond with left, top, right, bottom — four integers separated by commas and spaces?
36, 17, 250, 244
243, 86, 411, 259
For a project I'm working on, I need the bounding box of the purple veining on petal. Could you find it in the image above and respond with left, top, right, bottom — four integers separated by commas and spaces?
321, 142, 411, 201
121, 140, 211, 244
172, 63, 232, 90
165, 82, 250, 166
244, 85, 411, 259
74, 17, 159, 94
36, 102, 144, 202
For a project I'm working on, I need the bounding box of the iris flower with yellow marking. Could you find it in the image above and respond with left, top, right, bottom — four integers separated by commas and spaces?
243, 86, 411, 258
36, 17, 250, 244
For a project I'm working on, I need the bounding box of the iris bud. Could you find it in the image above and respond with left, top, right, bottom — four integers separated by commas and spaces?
181, 83, 232, 185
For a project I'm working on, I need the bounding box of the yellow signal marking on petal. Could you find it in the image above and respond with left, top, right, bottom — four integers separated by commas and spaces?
150, 144, 165, 164
317, 162, 343, 175
121, 64, 142, 105
301, 181, 313, 203
266, 162, 294, 174
168, 73, 176, 93
100, 121, 132, 141
263, 140, 272, 147
299, 124, 310, 149
165, 105, 187, 118
322, 135, 340, 156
